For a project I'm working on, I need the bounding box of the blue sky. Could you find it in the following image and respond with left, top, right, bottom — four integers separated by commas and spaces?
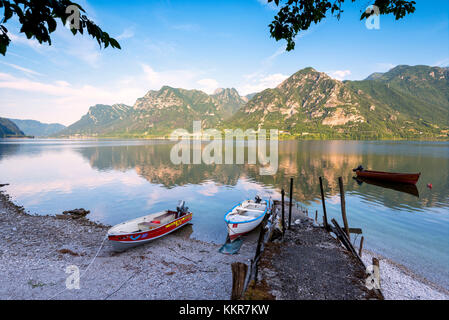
0, 0, 448, 125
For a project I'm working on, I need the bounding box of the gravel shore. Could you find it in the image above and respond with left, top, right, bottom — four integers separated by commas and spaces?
1, 189, 447, 300
361, 250, 449, 300
0, 191, 255, 300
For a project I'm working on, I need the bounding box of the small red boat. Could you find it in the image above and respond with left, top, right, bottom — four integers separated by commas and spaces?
353, 166, 420, 185
108, 201, 192, 251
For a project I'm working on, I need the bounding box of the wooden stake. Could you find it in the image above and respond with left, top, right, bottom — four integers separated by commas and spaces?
231, 262, 248, 300
319, 177, 329, 231
338, 177, 350, 240
331, 219, 364, 268
372, 257, 381, 289
359, 236, 364, 257
254, 223, 266, 261
281, 189, 285, 234
288, 177, 293, 229
315, 210, 318, 222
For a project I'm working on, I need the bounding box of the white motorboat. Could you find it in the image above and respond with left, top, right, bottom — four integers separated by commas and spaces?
224, 196, 271, 241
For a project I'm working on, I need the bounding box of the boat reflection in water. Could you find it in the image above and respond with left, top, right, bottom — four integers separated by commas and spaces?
353, 176, 420, 198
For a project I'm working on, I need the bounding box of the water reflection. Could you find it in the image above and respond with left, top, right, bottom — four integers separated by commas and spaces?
72, 140, 449, 212
353, 177, 420, 198
0, 139, 448, 289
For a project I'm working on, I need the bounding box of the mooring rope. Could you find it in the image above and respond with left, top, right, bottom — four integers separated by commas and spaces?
47, 233, 108, 300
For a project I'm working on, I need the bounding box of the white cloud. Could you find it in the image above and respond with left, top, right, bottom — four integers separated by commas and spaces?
0, 62, 43, 76
8, 32, 44, 51
257, 0, 278, 11
141, 64, 212, 92
116, 27, 135, 40
0, 63, 221, 125
434, 58, 449, 67
263, 46, 286, 66
329, 70, 351, 81
0, 72, 141, 125
143, 40, 177, 57
197, 181, 219, 197
376, 63, 396, 72
197, 78, 219, 94
238, 73, 289, 95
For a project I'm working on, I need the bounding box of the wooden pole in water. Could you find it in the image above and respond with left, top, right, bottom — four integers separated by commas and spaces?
288, 177, 293, 229
231, 262, 248, 300
315, 210, 318, 222
359, 236, 364, 257
338, 177, 350, 240
254, 222, 266, 261
319, 177, 329, 231
254, 222, 266, 282
281, 189, 285, 235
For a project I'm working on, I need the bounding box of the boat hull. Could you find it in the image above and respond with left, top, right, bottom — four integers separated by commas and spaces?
355, 170, 420, 185
225, 199, 270, 241
227, 216, 265, 241
108, 213, 193, 251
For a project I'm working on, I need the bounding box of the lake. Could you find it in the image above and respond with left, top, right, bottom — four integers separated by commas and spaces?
0, 139, 448, 289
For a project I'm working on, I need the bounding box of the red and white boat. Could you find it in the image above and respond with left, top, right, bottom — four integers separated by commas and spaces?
225, 196, 271, 241
108, 201, 193, 251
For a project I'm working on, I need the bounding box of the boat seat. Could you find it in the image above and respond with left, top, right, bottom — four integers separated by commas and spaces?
137, 221, 159, 231
236, 209, 262, 217
154, 212, 177, 225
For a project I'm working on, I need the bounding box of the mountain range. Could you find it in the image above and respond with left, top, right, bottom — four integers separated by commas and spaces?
226, 65, 449, 139
59, 87, 248, 137
34, 65, 449, 140
8, 119, 66, 137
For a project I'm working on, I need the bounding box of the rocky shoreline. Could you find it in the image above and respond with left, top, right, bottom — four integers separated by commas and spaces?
1, 189, 448, 300
0, 191, 255, 300
360, 250, 449, 300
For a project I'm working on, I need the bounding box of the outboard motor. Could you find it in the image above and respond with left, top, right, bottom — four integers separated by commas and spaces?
177, 200, 188, 216
255, 195, 262, 204
353, 165, 364, 172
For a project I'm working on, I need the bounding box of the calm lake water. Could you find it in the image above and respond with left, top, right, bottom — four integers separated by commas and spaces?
1, 139, 448, 289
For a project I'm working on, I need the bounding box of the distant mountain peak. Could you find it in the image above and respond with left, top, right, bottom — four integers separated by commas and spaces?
8, 118, 66, 137
223, 65, 448, 139
60, 85, 247, 137
0, 117, 25, 137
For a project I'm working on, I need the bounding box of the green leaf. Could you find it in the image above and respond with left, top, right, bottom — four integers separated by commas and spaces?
109, 38, 121, 49
3, 2, 13, 22
47, 17, 57, 33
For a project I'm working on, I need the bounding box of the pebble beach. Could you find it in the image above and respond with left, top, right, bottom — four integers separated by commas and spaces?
1, 190, 448, 300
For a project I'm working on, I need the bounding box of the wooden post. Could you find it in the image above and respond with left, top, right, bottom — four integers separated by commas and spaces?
288, 177, 293, 230
254, 222, 266, 261
338, 177, 350, 240
253, 224, 266, 282
319, 177, 329, 231
315, 210, 318, 222
331, 219, 364, 268
359, 236, 364, 257
281, 189, 285, 234
231, 262, 248, 300
373, 257, 380, 289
